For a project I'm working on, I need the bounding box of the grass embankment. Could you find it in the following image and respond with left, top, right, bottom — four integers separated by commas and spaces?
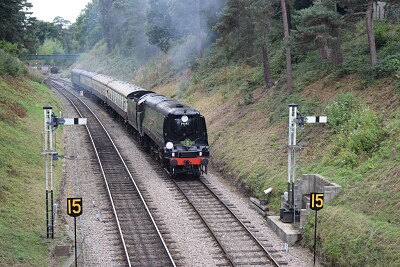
73, 21, 400, 266
161, 68, 400, 267
79, 54, 400, 266
0, 76, 63, 266
133, 40, 399, 267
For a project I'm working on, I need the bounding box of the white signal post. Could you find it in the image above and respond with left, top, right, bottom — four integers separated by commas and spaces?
282, 104, 327, 223
41, 106, 86, 239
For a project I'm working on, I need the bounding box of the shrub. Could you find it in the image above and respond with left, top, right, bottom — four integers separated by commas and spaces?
0, 41, 20, 56
324, 104, 387, 167
374, 22, 391, 49
345, 109, 387, 154
0, 49, 27, 77
375, 53, 400, 78
325, 93, 360, 133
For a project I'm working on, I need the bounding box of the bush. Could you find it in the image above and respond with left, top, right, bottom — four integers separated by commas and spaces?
0, 41, 20, 56
0, 49, 27, 77
325, 93, 360, 133
324, 99, 387, 167
374, 22, 391, 49
375, 53, 400, 78
345, 109, 387, 154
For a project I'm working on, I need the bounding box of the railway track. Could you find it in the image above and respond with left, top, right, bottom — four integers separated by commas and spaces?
173, 176, 285, 267
145, 156, 286, 266
51, 76, 287, 266
51, 80, 176, 267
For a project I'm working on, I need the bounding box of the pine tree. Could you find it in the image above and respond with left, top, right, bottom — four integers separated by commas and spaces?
0, 0, 36, 52
294, 4, 343, 66
146, 0, 173, 53
334, 0, 377, 66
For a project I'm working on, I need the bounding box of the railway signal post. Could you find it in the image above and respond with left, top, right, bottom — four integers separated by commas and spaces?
280, 103, 327, 223
41, 106, 86, 238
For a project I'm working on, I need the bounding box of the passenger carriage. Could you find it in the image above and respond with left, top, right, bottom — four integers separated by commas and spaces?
80, 70, 96, 93
91, 74, 115, 103
106, 80, 146, 120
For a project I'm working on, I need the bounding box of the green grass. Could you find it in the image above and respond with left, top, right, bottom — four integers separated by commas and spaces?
68, 17, 400, 266
159, 23, 400, 266
0, 77, 63, 266
303, 206, 400, 266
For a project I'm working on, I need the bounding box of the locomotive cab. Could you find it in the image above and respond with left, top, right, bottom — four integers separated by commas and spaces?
163, 114, 209, 177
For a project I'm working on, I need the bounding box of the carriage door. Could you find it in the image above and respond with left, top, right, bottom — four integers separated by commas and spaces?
136, 101, 145, 135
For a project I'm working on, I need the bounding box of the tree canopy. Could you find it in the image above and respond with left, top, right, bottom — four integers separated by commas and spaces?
1, 0, 398, 90
0, 0, 36, 52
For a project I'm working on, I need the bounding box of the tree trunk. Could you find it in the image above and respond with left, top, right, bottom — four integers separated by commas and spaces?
281, 0, 293, 93
331, 37, 343, 67
262, 45, 274, 90
366, 0, 377, 67
319, 42, 330, 60
196, 0, 202, 58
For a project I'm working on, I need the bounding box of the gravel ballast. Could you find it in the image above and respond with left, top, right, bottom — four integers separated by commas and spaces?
56, 86, 319, 266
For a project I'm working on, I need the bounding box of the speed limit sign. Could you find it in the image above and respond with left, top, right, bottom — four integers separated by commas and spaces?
67, 198, 82, 217
310, 192, 324, 265
67, 197, 82, 267
310, 193, 324, 211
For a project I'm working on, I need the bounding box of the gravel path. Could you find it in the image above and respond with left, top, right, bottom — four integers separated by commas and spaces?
56, 87, 319, 267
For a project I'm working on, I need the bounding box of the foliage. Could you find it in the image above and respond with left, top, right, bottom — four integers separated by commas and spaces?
324, 93, 387, 167
373, 22, 391, 50
214, 0, 257, 64
293, 4, 343, 66
33, 21, 60, 46
98, 0, 157, 60
301, 107, 400, 266
375, 53, 400, 78
75, 0, 103, 51
168, 0, 225, 43
0, 0, 86, 54
292, 50, 334, 88
37, 39, 65, 55
303, 207, 400, 267
168, 36, 199, 72
0, 41, 20, 56
146, 0, 174, 53
0, 0, 37, 52
0, 49, 28, 77
385, 1, 400, 23
325, 93, 361, 133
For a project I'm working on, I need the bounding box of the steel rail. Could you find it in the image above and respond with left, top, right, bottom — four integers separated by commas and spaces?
199, 177, 282, 267
51, 80, 176, 267
173, 176, 282, 267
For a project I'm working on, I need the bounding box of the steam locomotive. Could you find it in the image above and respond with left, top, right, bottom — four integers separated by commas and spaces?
50, 66, 59, 74
71, 69, 209, 177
